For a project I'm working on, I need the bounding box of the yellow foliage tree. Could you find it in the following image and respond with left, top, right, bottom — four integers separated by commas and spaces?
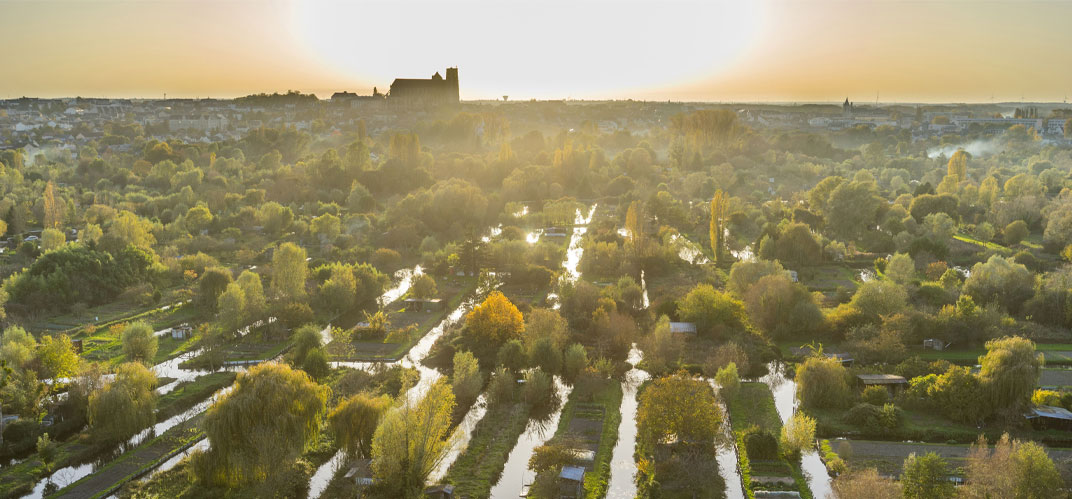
947, 149, 969, 183
464, 291, 524, 344
637, 372, 721, 446
709, 190, 728, 263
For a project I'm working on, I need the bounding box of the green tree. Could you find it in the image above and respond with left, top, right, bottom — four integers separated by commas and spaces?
497, 340, 527, 372
36, 334, 79, 380
978, 336, 1043, 414
410, 274, 438, 301
329, 392, 392, 459
885, 252, 916, 284
259, 202, 294, 235
1009, 439, 1063, 498
964, 433, 1063, 499
825, 181, 881, 240
780, 412, 817, 456
36, 433, 58, 478
452, 350, 483, 407
121, 321, 158, 365
40, 228, 65, 252
81, 223, 103, 244
743, 274, 825, 340
849, 280, 908, 317
562, 344, 588, 383
796, 354, 851, 409
930, 365, 987, 423
901, 452, 955, 499
199, 267, 233, 309
271, 242, 308, 302
715, 362, 740, 400
677, 284, 748, 338
963, 255, 1034, 313
319, 264, 356, 313
727, 259, 786, 296
105, 210, 156, 251
371, 378, 455, 498
88, 362, 156, 443
1004, 220, 1029, 246
311, 213, 341, 242
217, 282, 247, 333
0, 326, 37, 369
290, 323, 323, 367
185, 204, 214, 234
237, 270, 268, 323
193, 362, 329, 486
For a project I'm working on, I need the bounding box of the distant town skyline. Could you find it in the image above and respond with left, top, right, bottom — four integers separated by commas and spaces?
3, 0, 1072, 103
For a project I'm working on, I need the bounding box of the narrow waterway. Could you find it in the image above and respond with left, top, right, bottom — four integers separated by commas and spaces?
759, 363, 833, 499
707, 379, 746, 499
23, 382, 240, 498
605, 345, 650, 498
309, 272, 501, 495
549, 205, 597, 309
429, 393, 489, 483
319, 265, 422, 345
307, 449, 348, 499
488, 376, 573, 499
669, 233, 712, 264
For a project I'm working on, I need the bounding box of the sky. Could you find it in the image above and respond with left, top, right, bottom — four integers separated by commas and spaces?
1, 0, 1071, 103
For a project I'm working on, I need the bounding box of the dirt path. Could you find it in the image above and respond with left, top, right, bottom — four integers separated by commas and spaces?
56, 420, 200, 499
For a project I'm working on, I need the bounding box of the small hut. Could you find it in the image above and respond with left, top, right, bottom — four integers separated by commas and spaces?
856, 374, 908, 395
558, 465, 585, 499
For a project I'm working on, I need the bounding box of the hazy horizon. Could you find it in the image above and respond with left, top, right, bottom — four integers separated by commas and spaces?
3, 0, 1072, 103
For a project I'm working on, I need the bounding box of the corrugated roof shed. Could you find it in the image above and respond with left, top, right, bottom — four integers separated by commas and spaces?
856, 374, 908, 385
560, 465, 585, 482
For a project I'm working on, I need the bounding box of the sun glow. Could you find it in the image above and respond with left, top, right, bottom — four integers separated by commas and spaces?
291, 0, 764, 100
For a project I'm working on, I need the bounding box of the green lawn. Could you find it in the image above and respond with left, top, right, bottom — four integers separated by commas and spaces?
445, 402, 532, 498
954, 233, 1008, 252
528, 376, 623, 499
811, 403, 1072, 447
727, 382, 812, 499
74, 303, 201, 365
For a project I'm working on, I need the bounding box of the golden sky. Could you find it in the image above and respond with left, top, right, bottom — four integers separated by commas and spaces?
2, 0, 1071, 103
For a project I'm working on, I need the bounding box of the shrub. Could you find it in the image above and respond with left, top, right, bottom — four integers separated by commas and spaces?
497, 340, 526, 371
562, 344, 587, 383
845, 403, 883, 426
522, 369, 555, 413
277, 302, 314, 329
452, 350, 483, 406
781, 412, 817, 456
796, 355, 852, 409
743, 427, 779, 460
844, 402, 902, 433
487, 367, 516, 406
301, 347, 330, 380
861, 385, 890, 406
715, 362, 740, 400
